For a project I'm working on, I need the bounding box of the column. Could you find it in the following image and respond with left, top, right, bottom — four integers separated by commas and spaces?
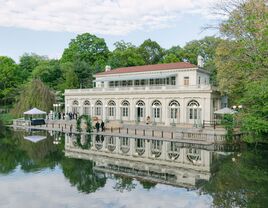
180, 98, 186, 124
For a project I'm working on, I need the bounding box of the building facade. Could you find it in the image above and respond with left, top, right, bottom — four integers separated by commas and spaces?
65, 61, 221, 126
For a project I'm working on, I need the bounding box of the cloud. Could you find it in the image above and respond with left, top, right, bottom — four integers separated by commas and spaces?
0, 169, 213, 208
0, 0, 216, 35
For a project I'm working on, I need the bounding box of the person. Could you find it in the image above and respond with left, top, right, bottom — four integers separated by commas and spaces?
101, 121, 105, 132
95, 120, 100, 132
70, 124, 73, 133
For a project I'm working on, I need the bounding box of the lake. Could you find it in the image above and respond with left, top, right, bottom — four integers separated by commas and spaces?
0, 127, 267, 208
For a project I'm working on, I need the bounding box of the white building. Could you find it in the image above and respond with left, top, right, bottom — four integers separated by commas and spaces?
65, 60, 221, 126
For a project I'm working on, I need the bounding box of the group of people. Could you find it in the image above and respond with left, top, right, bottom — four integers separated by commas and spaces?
95, 120, 105, 132
46, 111, 79, 120
67, 112, 79, 120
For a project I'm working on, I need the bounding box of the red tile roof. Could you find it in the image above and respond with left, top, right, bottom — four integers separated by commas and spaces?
95, 62, 197, 76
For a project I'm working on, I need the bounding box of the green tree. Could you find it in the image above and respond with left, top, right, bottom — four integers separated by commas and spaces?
162, 46, 184, 63
108, 40, 145, 68
138, 39, 164, 64
12, 79, 55, 117
18, 53, 47, 81
61, 158, 106, 193
61, 33, 109, 67
183, 36, 222, 84
0, 56, 21, 105
31, 59, 62, 89
214, 0, 268, 140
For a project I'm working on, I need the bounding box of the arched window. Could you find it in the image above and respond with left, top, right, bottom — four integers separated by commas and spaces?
84, 100, 90, 105
187, 100, 200, 120
107, 100, 116, 117
73, 100, 79, 105
72, 100, 79, 113
95, 100, 103, 116
83, 100, 90, 115
121, 100, 130, 117
152, 100, 161, 119
186, 148, 201, 164
136, 100, 145, 118
169, 100, 180, 119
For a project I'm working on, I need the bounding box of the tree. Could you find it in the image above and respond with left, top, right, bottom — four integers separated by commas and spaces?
0, 56, 21, 105
183, 36, 222, 84
138, 39, 164, 64
61, 33, 110, 88
216, 0, 268, 98
162, 46, 184, 63
31, 59, 62, 89
108, 40, 145, 68
12, 79, 55, 117
18, 53, 47, 82
61, 33, 109, 68
214, 0, 268, 141
57, 62, 79, 91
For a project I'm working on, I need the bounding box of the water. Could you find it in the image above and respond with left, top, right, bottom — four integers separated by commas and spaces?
0, 127, 268, 208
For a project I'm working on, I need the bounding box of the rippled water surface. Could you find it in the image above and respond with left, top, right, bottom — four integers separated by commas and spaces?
0, 127, 267, 208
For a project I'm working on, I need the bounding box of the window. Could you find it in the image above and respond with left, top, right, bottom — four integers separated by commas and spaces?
184, 77, 189, 86
152, 100, 161, 119
95, 100, 102, 116
187, 100, 200, 120
135, 80, 140, 86
166, 77, 170, 85
122, 80, 127, 86
122, 107, 128, 117
109, 107, 114, 116
109, 81, 114, 87
169, 100, 179, 119
127, 80, 133, 86
154, 108, 160, 118
171, 76, 176, 85
108, 100, 116, 117
83, 100, 90, 115
115, 81, 119, 87
96, 107, 101, 115
121, 137, 129, 146
121, 100, 130, 117
198, 76, 201, 85
150, 79, 154, 85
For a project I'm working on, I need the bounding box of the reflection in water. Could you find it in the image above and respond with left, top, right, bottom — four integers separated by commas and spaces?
1, 129, 268, 208
66, 134, 219, 188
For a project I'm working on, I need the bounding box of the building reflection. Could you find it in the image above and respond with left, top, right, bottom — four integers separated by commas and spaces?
65, 133, 226, 188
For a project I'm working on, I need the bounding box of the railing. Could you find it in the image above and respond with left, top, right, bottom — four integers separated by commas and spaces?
65, 84, 213, 94
202, 120, 222, 129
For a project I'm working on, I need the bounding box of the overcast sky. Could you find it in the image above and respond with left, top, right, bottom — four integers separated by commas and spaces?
0, 0, 220, 62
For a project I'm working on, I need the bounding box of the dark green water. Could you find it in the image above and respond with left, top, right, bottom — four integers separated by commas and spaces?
0, 127, 267, 208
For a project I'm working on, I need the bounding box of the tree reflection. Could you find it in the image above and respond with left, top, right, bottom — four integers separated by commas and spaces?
113, 175, 136, 192
0, 129, 64, 174
0, 129, 26, 174
61, 158, 106, 193
202, 148, 268, 208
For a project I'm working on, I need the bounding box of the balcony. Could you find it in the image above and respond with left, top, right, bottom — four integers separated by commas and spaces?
65, 84, 215, 95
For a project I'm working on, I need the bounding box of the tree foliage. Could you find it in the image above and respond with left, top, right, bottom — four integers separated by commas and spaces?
0, 56, 21, 105
12, 79, 55, 116
138, 39, 164, 64
215, 0, 268, 141
108, 40, 145, 68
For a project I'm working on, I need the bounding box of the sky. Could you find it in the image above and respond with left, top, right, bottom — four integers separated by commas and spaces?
0, 0, 221, 62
